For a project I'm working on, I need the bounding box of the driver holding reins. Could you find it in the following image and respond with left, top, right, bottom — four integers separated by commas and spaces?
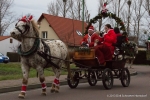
80, 25, 100, 47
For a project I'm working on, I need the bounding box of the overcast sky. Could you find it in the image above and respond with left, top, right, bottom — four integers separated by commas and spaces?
12, 0, 99, 20
6, 0, 100, 35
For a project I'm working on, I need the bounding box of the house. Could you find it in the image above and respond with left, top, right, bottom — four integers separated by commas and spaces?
0, 36, 20, 56
37, 13, 87, 46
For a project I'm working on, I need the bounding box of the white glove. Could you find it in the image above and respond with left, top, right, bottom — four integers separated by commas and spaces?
103, 33, 107, 36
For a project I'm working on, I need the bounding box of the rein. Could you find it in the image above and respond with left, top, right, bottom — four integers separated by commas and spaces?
22, 35, 42, 39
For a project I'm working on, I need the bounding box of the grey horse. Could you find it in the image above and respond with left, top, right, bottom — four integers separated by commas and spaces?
10, 15, 69, 98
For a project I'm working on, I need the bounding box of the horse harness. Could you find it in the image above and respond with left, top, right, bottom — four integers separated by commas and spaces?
14, 19, 61, 69
37, 40, 60, 69
16, 24, 60, 69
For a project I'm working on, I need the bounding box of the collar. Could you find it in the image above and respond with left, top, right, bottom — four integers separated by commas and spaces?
107, 29, 113, 33
88, 32, 95, 37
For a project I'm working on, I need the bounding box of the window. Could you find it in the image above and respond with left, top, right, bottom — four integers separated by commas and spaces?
10, 39, 13, 43
42, 31, 48, 39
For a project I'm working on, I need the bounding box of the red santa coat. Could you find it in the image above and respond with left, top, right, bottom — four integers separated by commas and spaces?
80, 33, 100, 47
93, 29, 116, 64
102, 29, 117, 55
80, 30, 116, 64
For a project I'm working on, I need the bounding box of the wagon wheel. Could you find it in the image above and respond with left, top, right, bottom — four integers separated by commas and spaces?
67, 71, 79, 89
102, 68, 113, 89
120, 68, 130, 87
88, 71, 97, 86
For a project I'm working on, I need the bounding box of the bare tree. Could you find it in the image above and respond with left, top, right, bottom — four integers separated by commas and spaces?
47, 0, 70, 18
68, 0, 75, 19
0, 0, 15, 36
143, 0, 150, 15
47, 0, 90, 22
126, 0, 132, 35
131, 0, 146, 44
47, 1, 60, 16
9, 42, 20, 53
67, 0, 81, 20
97, 0, 105, 31
110, 0, 126, 26
68, 0, 90, 21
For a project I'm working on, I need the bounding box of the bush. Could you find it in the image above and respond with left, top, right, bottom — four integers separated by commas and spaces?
7, 52, 20, 62
133, 50, 150, 65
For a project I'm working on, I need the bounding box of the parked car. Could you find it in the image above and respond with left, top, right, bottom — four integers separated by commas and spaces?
0, 52, 9, 63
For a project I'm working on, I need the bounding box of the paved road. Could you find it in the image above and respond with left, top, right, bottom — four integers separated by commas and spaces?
0, 65, 150, 100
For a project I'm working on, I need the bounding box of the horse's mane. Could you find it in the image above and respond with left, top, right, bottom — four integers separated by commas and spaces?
31, 20, 39, 36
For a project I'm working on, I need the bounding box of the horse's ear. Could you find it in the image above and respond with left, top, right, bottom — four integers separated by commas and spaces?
20, 16, 27, 22
28, 15, 33, 21
22, 16, 26, 19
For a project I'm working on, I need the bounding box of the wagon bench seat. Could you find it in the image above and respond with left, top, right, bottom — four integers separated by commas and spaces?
73, 49, 95, 60
73, 49, 100, 68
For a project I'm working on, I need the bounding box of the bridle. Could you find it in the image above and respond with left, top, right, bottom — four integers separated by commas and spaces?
15, 21, 30, 35
16, 21, 41, 56
15, 21, 42, 39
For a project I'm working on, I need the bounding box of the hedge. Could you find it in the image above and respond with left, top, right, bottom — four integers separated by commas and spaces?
7, 52, 20, 62
133, 50, 150, 65
6, 50, 150, 64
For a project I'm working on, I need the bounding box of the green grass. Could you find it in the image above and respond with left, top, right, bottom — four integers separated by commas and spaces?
0, 62, 71, 81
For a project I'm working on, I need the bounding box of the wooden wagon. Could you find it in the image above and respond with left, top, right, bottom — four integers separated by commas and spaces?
67, 47, 130, 89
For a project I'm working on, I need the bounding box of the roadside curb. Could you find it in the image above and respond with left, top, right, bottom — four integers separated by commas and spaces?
0, 71, 137, 94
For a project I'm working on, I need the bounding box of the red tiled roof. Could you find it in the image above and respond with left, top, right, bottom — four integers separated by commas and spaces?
38, 13, 87, 46
0, 36, 10, 41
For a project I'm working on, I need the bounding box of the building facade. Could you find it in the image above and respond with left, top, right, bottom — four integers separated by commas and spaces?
0, 36, 20, 56
37, 13, 87, 46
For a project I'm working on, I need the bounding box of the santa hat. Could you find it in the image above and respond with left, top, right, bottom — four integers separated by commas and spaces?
88, 25, 94, 31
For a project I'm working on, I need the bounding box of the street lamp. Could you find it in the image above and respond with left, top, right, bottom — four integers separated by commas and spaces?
82, 0, 85, 35
62, 0, 67, 17
127, 0, 131, 6
63, 0, 67, 2
127, 0, 131, 35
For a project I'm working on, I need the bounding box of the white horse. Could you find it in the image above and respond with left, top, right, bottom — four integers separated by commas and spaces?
10, 15, 69, 98
123, 41, 138, 68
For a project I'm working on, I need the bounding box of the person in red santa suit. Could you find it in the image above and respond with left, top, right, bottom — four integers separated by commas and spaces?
80, 24, 116, 66
94, 24, 117, 65
114, 27, 128, 47
80, 25, 100, 47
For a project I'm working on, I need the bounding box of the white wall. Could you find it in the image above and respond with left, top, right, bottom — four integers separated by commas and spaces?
0, 37, 20, 56
39, 18, 59, 39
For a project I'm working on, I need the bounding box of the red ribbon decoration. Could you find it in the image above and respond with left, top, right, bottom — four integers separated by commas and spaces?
20, 15, 33, 22
102, 2, 108, 13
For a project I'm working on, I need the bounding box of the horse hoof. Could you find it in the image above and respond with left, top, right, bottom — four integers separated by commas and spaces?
55, 86, 59, 93
55, 90, 59, 93
18, 93, 25, 99
41, 92, 47, 96
51, 89, 55, 93
130, 67, 134, 69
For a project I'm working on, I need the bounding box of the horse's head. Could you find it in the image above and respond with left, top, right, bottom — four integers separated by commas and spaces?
10, 15, 33, 41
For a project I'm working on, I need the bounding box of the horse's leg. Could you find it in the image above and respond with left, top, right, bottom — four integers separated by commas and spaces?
130, 59, 134, 69
36, 66, 47, 95
18, 64, 30, 98
51, 66, 61, 93
125, 59, 129, 68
